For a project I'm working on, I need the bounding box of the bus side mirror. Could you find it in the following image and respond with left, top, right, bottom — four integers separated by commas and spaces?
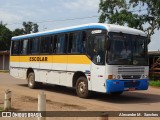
106, 36, 111, 50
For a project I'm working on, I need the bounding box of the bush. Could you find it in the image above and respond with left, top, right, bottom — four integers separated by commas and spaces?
149, 80, 160, 87
0, 107, 3, 111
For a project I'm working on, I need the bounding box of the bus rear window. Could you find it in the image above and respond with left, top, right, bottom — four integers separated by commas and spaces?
12, 41, 20, 55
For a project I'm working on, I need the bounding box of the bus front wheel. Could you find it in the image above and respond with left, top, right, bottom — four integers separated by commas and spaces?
27, 72, 39, 89
76, 77, 90, 98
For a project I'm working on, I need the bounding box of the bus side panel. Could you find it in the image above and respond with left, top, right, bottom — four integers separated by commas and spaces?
19, 56, 30, 79
52, 55, 67, 86
67, 64, 91, 88
28, 56, 40, 82
39, 55, 52, 83
46, 55, 60, 85
10, 56, 19, 78
47, 71, 60, 85
67, 55, 91, 89
10, 65, 19, 78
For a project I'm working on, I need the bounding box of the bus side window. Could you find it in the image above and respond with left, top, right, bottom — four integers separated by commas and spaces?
12, 41, 20, 55
68, 31, 86, 54
52, 35, 57, 53
30, 37, 40, 54
81, 31, 86, 53
74, 32, 80, 53
20, 39, 28, 55
56, 34, 65, 54
68, 33, 75, 53
50, 35, 54, 53
40, 36, 51, 54
64, 34, 68, 53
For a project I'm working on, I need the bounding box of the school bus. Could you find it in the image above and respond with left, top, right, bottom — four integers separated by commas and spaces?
10, 23, 149, 98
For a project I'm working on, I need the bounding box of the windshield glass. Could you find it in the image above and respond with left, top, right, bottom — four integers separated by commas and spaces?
107, 32, 148, 66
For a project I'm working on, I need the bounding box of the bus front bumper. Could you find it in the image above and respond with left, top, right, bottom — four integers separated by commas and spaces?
106, 79, 149, 93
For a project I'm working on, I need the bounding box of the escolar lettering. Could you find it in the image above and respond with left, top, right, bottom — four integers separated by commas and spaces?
29, 57, 48, 61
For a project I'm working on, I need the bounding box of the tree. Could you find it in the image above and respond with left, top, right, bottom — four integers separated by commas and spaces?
0, 22, 12, 51
98, 0, 160, 40
0, 21, 39, 50
12, 21, 39, 36
23, 21, 39, 34
12, 28, 24, 36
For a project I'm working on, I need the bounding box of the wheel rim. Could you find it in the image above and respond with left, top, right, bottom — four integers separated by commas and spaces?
29, 75, 34, 86
78, 81, 86, 94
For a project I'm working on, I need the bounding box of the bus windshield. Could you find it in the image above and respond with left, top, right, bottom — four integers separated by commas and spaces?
107, 32, 148, 66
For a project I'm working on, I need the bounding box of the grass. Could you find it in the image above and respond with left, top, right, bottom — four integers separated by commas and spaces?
0, 107, 3, 111
0, 70, 9, 73
149, 80, 160, 87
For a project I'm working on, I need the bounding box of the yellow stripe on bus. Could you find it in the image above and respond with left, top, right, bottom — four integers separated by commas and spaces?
10, 55, 91, 64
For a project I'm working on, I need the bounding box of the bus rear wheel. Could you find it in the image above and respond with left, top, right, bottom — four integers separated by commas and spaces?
76, 77, 90, 98
27, 72, 39, 89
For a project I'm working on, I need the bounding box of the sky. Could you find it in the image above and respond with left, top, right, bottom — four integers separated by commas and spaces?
0, 0, 159, 51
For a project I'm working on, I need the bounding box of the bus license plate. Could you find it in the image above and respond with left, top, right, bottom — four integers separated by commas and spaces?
129, 88, 135, 91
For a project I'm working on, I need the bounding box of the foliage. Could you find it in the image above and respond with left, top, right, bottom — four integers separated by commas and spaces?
0, 21, 39, 51
12, 21, 39, 36
0, 107, 3, 111
12, 28, 24, 36
0, 22, 12, 51
98, 0, 160, 39
149, 80, 160, 87
23, 21, 39, 34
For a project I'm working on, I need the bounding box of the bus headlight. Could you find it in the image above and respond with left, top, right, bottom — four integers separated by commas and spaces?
108, 75, 113, 79
113, 75, 116, 79
117, 75, 121, 79
107, 75, 121, 80
145, 75, 148, 78
142, 75, 148, 79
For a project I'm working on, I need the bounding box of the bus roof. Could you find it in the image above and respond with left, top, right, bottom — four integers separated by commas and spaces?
12, 23, 146, 40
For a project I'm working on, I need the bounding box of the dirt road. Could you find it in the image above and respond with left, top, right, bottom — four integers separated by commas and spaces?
0, 73, 160, 120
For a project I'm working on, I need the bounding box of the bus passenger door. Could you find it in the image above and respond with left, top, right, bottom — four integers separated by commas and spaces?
88, 34, 106, 92
90, 64, 106, 92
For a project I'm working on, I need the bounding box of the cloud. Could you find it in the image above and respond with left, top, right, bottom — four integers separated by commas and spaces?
0, 11, 22, 23
64, 0, 99, 11
148, 29, 160, 51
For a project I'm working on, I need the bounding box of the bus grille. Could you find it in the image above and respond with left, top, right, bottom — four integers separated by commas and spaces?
122, 75, 141, 79
118, 66, 145, 75
118, 66, 145, 79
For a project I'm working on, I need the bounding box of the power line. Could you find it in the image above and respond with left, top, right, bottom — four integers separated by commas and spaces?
7, 15, 99, 26
6, 9, 147, 26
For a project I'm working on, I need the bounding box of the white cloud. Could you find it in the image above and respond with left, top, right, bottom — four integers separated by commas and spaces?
64, 0, 99, 11
0, 11, 22, 23
148, 29, 160, 51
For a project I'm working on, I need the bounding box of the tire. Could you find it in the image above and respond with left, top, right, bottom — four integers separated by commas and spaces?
76, 77, 90, 98
27, 72, 39, 89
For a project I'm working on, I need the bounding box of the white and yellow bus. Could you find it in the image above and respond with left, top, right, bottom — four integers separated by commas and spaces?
10, 23, 149, 98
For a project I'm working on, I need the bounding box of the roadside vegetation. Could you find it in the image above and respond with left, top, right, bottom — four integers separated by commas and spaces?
149, 80, 160, 87
0, 70, 9, 73
0, 107, 3, 111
